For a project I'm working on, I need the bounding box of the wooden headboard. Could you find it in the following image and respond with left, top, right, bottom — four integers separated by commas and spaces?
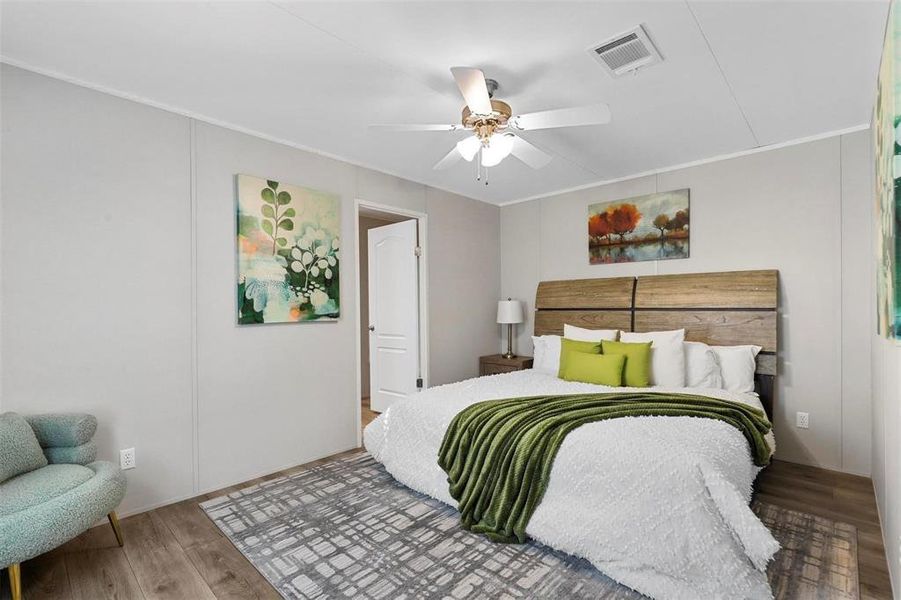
535, 269, 778, 416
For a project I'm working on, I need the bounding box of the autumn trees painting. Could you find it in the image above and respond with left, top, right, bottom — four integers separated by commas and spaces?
588, 189, 690, 264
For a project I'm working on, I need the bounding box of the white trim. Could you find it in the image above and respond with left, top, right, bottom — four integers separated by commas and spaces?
498, 124, 872, 207
353, 199, 430, 448
189, 119, 200, 494
0, 56, 492, 207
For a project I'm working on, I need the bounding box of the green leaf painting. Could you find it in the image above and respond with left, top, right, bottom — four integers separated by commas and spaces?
236, 174, 341, 324
874, 1, 901, 339
257, 183, 294, 254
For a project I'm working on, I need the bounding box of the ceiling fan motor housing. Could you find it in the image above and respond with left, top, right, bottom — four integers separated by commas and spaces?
462, 99, 512, 141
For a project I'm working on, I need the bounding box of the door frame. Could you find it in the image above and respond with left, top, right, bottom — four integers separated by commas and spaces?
354, 199, 430, 447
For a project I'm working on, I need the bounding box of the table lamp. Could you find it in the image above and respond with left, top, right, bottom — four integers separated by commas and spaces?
497, 298, 524, 359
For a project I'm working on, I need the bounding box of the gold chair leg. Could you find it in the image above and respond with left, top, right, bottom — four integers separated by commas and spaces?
9, 562, 21, 600
108, 511, 125, 547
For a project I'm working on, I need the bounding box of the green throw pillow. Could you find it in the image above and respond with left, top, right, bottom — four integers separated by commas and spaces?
560, 353, 625, 386
558, 338, 602, 378
0, 412, 48, 483
601, 340, 652, 387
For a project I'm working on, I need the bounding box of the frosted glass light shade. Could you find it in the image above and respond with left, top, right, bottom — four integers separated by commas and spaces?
481, 133, 515, 167
496, 299, 523, 324
456, 135, 481, 161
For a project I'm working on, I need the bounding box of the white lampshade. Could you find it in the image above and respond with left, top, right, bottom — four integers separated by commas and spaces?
496, 299, 523, 324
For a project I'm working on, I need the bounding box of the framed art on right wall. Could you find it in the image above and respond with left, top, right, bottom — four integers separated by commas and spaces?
874, 0, 901, 339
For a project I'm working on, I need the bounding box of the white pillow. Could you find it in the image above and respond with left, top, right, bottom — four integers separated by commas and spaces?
684, 341, 724, 389
709, 345, 762, 394
531, 335, 562, 374
619, 329, 686, 387
563, 324, 618, 342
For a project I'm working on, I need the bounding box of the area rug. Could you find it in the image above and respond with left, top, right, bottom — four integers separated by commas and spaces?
200, 453, 859, 599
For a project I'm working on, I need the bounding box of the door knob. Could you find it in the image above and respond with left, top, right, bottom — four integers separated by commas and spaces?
368, 325, 375, 332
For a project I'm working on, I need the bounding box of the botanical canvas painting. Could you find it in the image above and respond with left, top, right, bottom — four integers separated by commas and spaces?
588, 189, 690, 264
236, 175, 340, 324
874, 0, 901, 339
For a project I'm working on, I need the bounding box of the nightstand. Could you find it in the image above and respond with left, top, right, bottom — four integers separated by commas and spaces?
479, 354, 533, 376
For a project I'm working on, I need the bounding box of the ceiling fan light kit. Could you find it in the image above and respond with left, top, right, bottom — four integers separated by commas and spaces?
480, 133, 515, 167
456, 135, 482, 161
370, 66, 612, 182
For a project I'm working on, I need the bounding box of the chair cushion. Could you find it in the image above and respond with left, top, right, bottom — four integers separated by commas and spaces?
0, 464, 94, 517
0, 461, 127, 567
0, 412, 48, 483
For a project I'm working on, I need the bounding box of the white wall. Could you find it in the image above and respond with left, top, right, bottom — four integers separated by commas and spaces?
0, 64, 500, 513
501, 131, 873, 475
868, 124, 901, 594
0, 66, 196, 510
872, 337, 901, 596
426, 188, 501, 386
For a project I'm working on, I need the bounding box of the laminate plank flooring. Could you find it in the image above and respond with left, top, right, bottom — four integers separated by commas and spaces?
756, 460, 893, 600
2, 456, 892, 599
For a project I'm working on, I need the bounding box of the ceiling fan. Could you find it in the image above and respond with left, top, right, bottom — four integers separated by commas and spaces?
371, 67, 612, 180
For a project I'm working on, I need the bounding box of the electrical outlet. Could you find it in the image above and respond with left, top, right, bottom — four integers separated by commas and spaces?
796, 412, 810, 429
120, 447, 136, 470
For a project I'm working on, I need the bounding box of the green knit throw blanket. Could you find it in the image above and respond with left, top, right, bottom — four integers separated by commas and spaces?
437, 392, 773, 544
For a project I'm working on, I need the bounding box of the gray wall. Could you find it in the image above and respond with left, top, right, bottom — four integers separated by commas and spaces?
0, 65, 500, 513
869, 131, 901, 596
872, 335, 901, 597
426, 187, 501, 386
0, 64, 196, 511
501, 131, 873, 475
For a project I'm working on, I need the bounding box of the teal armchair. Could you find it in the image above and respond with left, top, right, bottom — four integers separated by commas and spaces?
0, 412, 127, 600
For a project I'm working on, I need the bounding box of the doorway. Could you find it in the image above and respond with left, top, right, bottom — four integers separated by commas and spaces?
355, 200, 429, 444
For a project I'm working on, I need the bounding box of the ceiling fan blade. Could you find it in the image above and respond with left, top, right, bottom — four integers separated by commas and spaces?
433, 147, 462, 170
510, 135, 552, 169
512, 103, 611, 130
370, 124, 462, 132
450, 66, 493, 115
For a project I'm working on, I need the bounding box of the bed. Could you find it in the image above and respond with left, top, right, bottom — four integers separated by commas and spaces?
364, 270, 780, 600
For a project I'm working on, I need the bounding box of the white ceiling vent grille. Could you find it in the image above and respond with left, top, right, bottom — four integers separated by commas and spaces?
589, 25, 662, 77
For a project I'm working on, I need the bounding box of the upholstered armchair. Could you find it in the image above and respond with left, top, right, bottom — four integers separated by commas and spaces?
0, 412, 127, 600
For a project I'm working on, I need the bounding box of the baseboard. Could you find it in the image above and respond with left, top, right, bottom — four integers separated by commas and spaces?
90, 444, 363, 525
871, 480, 898, 599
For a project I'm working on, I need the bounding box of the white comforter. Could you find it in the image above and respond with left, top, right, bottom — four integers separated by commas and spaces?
364, 370, 779, 600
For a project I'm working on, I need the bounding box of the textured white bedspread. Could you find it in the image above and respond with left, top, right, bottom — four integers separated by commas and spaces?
364, 370, 779, 600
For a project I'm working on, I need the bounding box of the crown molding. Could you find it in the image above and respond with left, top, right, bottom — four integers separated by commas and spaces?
498, 123, 871, 207
0, 56, 493, 207
2, 57, 871, 210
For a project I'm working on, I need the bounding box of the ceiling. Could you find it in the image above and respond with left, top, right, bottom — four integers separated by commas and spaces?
0, 1, 890, 205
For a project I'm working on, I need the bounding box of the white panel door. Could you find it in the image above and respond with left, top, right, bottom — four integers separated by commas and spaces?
368, 219, 420, 412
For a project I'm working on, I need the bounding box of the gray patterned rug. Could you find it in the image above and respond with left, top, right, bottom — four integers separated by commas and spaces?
200, 453, 858, 600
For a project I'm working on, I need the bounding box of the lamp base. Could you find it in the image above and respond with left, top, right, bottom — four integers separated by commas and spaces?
503, 323, 517, 360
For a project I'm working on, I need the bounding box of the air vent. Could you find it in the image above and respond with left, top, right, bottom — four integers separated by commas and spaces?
589, 25, 662, 77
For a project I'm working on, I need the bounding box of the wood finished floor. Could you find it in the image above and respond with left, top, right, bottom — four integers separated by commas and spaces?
362, 395, 378, 430
755, 460, 893, 600
1, 410, 893, 600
